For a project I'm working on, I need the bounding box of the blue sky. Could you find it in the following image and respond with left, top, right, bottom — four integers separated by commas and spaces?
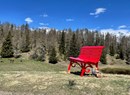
0, 0, 130, 31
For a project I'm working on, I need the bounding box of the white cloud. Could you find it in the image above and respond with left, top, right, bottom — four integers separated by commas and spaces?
95, 8, 106, 15
25, 17, 33, 24
38, 26, 49, 29
90, 8, 106, 17
66, 18, 74, 22
118, 25, 127, 29
39, 23, 49, 26
40, 14, 48, 17
100, 28, 130, 37
30, 28, 34, 31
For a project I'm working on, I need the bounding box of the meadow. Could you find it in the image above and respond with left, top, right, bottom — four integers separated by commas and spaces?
0, 58, 130, 95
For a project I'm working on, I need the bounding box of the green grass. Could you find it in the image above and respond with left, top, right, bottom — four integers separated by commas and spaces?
101, 67, 130, 75
0, 58, 130, 95
0, 58, 66, 72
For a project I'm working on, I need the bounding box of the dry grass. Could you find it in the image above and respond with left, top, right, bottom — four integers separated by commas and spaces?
0, 58, 130, 95
0, 71, 129, 95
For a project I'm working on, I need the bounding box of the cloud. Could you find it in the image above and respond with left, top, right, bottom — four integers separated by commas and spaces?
118, 25, 127, 29
40, 14, 48, 17
66, 18, 74, 22
39, 23, 49, 26
25, 17, 33, 24
38, 26, 49, 29
100, 28, 130, 37
90, 8, 106, 17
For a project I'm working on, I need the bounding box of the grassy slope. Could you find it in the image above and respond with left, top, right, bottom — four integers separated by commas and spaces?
0, 58, 130, 95
0, 58, 66, 72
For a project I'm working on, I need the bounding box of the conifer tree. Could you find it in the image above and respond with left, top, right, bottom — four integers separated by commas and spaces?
110, 43, 115, 56
68, 33, 79, 57
59, 31, 65, 55
119, 46, 124, 60
1, 31, 14, 58
49, 47, 57, 64
100, 49, 107, 64
21, 23, 30, 52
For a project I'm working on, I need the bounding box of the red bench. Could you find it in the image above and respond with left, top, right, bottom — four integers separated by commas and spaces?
68, 46, 104, 77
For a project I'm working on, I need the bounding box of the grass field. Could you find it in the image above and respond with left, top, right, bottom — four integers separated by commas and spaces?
0, 58, 130, 95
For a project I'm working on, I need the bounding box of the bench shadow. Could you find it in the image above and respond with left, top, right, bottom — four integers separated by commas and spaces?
70, 71, 107, 78
70, 71, 93, 76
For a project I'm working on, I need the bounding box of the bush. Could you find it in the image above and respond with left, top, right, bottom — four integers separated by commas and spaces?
14, 54, 21, 58
126, 61, 130, 65
67, 80, 76, 89
115, 54, 120, 59
101, 67, 130, 75
13, 50, 21, 58
30, 52, 38, 59
20, 45, 30, 52
30, 47, 45, 61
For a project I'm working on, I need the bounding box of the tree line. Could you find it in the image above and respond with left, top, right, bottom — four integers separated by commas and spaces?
0, 22, 130, 64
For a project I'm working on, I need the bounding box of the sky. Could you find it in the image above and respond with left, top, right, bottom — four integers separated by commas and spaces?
0, 0, 130, 32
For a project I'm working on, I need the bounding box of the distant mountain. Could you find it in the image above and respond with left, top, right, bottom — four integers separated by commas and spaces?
100, 29, 130, 37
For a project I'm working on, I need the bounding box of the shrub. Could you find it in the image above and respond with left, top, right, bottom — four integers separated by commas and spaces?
13, 50, 21, 58
67, 80, 76, 89
30, 47, 45, 61
115, 54, 120, 59
101, 67, 130, 75
14, 54, 21, 58
126, 61, 130, 65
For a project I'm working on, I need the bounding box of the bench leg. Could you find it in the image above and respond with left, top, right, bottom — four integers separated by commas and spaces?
68, 62, 72, 73
80, 67, 86, 77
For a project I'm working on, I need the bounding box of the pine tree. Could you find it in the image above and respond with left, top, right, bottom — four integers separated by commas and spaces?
21, 23, 30, 52
1, 31, 14, 58
95, 32, 100, 46
59, 31, 65, 55
119, 46, 124, 60
100, 49, 107, 64
68, 33, 79, 57
109, 43, 115, 56
49, 47, 57, 64
105, 33, 111, 53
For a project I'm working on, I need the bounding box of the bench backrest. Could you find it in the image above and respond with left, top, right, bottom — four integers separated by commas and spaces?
78, 46, 104, 63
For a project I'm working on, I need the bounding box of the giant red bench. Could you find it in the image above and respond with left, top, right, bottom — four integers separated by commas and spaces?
68, 46, 104, 77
